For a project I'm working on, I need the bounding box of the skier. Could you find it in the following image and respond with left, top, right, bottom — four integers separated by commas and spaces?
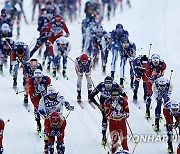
74, 53, 93, 103
110, 24, 129, 80
52, 36, 71, 78
38, 85, 74, 153
104, 88, 129, 154
23, 59, 43, 104
163, 100, 180, 154
90, 25, 106, 68
44, 112, 66, 154
10, 41, 30, 88
153, 77, 173, 132
0, 118, 4, 154
0, 23, 14, 74
89, 76, 127, 145
30, 9, 54, 58
45, 14, 70, 72
28, 69, 51, 134
102, 32, 112, 74
133, 55, 148, 101
145, 54, 166, 119
119, 38, 136, 88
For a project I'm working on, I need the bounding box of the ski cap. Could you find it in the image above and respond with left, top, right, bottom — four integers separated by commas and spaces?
47, 85, 56, 96
170, 100, 180, 114
80, 54, 88, 62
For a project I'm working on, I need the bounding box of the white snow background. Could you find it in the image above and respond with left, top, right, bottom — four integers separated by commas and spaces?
0, 0, 180, 154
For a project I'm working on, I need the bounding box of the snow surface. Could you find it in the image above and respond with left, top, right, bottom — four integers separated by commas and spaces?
0, 0, 180, 154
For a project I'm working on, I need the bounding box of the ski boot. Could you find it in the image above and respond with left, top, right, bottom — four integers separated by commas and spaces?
62, 68, 67, 79
102, 65, 106, 74
133, 91, 138, 101
111, 71, 115, 80
13, 77, 17, 88
154, 117, 160, 132
88, 90, 92, 103
120, 78, 124, 88
102, 129, 107, 146
24, 95, 28, 106
145, 106, 150, 119
44, 137, 49, 154
0, 65, 3, 75
52, 68, 56, 78
46, 65, 50, 73
167, 144, 173, 154
77, 91, 81, 102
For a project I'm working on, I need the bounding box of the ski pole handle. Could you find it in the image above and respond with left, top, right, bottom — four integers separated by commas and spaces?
148, 43, 152, 58
5, 119, 10, 124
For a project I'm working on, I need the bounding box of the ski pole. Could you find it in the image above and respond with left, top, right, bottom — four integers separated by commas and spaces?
126, 120, 139, 154
16, 90, 26, 95
5, 119, 10, 124
67, 56, 75, 63
136, 47, 143, 51
65, 107, 74, 119
148, 44, 152, 58
169, 69, 173, 82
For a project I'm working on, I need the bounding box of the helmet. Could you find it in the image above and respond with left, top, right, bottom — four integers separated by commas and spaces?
116, 24, 123, 33
1, 9, 7, 18
104, 76, 113, 83
140, 55, 148, 65
170, 100, 180, 114
116, 24, 123, 29
151, 54, 160, 66
34, 69, 43, 78
16, 46, 25, 57
47, 85, 56, 96
1, 23, 10, 33
157, 77, 169, 90
46, 9, 53, 19
59, 36, 68, 45
106, 32, 111, 38
95, 25, 103, 35
50, 112, 60, 125
55, 15, 61, 23
30, 59, 38, 71
80, 54, 88, 63
104, 76, 113, 89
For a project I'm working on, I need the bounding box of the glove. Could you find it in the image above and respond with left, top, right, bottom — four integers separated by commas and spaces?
32, 92, 39, 98
0, 147, 3, 153
60, 51, 65, 56
65, 33, 70, 38
38, 85, 45, 93
174, 121, 180, 128
122, 112, 129, 118
38, 109, 46, 117
67, 106, 74, 111
49, 130, 61, 137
